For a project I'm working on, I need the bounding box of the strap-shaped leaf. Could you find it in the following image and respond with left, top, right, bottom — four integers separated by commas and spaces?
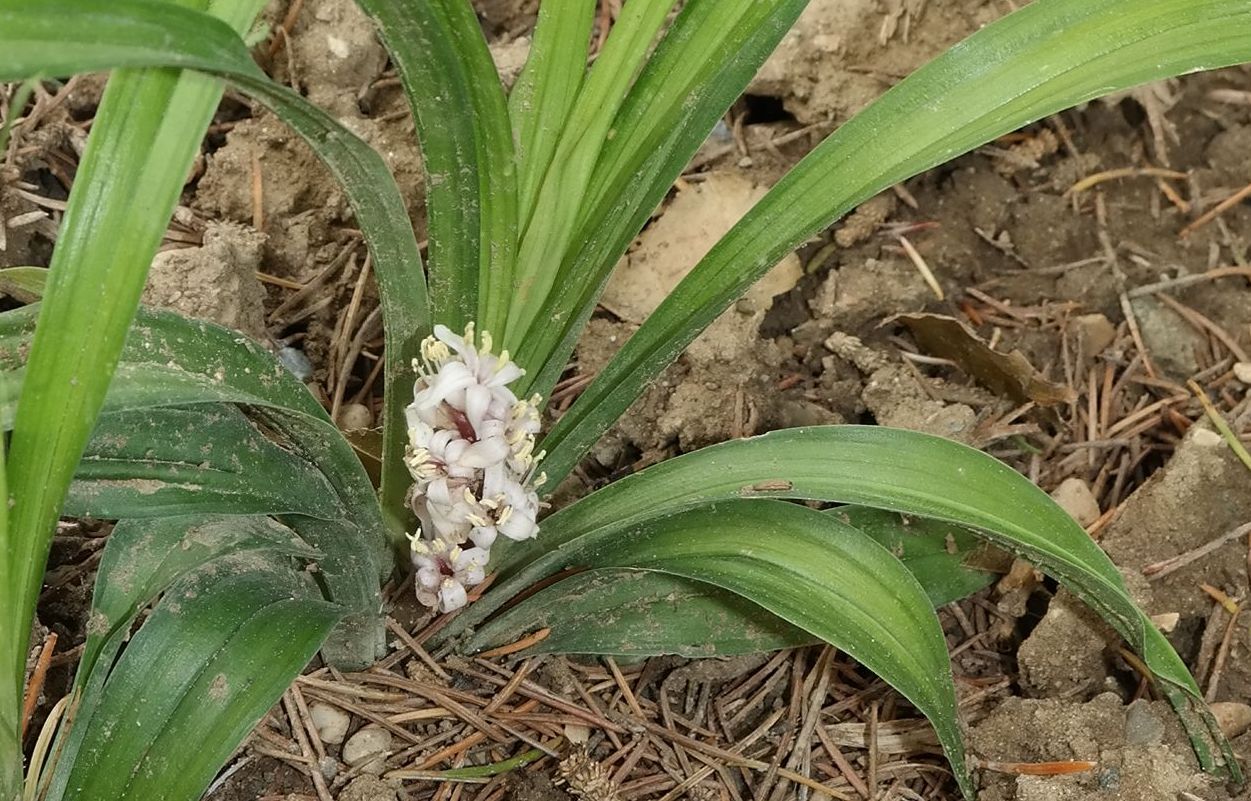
473, 568, 815, 657
0, 0, 431, 527
503, 0, 678, 344
539, 0, 1251, 483
458, 425, 1237, 777
45, 557, 339, 801
0, 1, 269, 758
0, 301, 388, 667
352, 0, 516, 334
471, 499, 974, 799
507, 0, 596, 242
835, 506, 998, 608
0, 413, 15, 801
65, 406, 342, 520
512, 0, 810, 396
52, 514, 322, 795
467, 508, 992, 658
77, 515, 319, 682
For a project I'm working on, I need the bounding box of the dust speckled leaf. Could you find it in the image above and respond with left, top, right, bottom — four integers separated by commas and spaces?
471, 568, 816, 658
833, 506, 999, 607
540, 0, 1251, 492
471, 498, 974, 799
64, 405, 343, 520
462, 425, 1236, 777
470, 507, 995, 659
0, 0, 430, 530
45, 558, 339, 801
77, 515, 318, 681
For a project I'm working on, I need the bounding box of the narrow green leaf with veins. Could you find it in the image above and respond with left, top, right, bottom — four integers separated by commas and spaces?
472, 499, 975, 799
0, 1, 270, 788
0, 301, 388, 666
457, 426, 1239, 777
0, 0, 431, 536
512, 0, 811, 398
466, 508, 993, 658
352, 0, 516, 336
47, 559, 339, 801
538, 0, 1251, 484
504, 0, 678, 345
507, 0, 597, 239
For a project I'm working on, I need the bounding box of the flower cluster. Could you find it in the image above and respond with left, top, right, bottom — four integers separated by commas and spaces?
404, 323, 546, 613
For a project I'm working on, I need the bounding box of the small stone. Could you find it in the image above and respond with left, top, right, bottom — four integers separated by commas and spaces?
1190, 426, 1224, 448
343, 724, 391, 775
339, 775, 399, 801
278, 346, 314, 381
1124, 700, 1165, 745
1149, 612, 1180, 632
1017, 588, 1111, 698
1211, 702, 1251, 738
1072, 313, 1117, 362
564, 723, 590, 744
1050, 478, 1101, 527
338, 403, 374, 431
309, 702, 350, 745
779, 399, 844, 428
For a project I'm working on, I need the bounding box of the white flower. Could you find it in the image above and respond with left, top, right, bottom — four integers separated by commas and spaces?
409, 533, 489, 613
403, 323, 546, 612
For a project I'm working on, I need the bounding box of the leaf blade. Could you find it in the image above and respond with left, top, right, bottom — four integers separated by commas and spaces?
539, 0, 1251, 486
462, 425, 1236, 775
473, 499, 974, 798
0, 0, 432, 532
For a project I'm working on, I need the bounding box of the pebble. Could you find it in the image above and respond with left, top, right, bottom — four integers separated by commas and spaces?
1124, 700, 1165, 746
1191, 427, 1224, 448
339, 775, 398, 801
309, 702, 350, 745
343, 724, 392, 775
278, 346, 314, 381
1212, 702, 1251, 738
1050, 477, 1101, 527
338, 402, 374, 431
1149, 612, 1180, 633
1073, 313, 1117, 361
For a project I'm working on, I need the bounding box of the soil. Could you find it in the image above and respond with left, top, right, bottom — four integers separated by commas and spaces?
5, 0, 1251, 799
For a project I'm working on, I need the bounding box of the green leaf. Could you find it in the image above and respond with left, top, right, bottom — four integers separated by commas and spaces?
503, 0, 678, 346
0, 407, 16, 801
507, 0, 596, 241
469, 499, 974, 799
0, 0, 430, 536
513, 0, 811, 398
539, 0, 1251, 487
473, 568, 815, 658
65, 405, 343, 520
834, 506, 998, 608
468, 507, 994, 659
461, 425, 1237, 778
0, 265, 49, 304
0, 303, 389, 667
46, 557, 339, 801
76, 515, 319, 682
0, 1, 270, 789
50, 514, 322, 798
353, 0, 516, 336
